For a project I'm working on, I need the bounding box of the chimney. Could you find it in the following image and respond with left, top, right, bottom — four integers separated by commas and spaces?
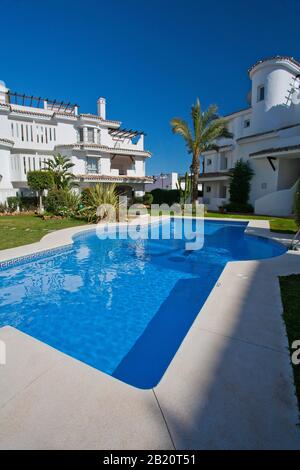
0, 80, 9, 104
97, 97, 106, 119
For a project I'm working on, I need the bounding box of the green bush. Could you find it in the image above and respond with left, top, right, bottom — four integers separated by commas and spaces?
6, 196, 41, 212
143, 192, 153, 205
79, 183, 118, 222
151, 188, 180, 205
7, 196, 20, 212
45, 189, 80, 217
19, 197, 39, 211
225, 202, 254, 213
294, 179, 300, 227
133, 196, 144, 204
0, 202, 8, 213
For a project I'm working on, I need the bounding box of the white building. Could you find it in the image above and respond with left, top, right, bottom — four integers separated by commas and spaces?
0, 81, 153, 203
147, 172, 202, 192
200, 56, 300, 215
147, 172, 179, 190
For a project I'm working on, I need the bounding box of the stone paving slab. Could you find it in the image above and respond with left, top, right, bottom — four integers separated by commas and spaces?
0, 327, 173, 450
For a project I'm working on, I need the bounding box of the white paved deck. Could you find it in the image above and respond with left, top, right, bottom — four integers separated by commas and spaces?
0, 217, 300, 449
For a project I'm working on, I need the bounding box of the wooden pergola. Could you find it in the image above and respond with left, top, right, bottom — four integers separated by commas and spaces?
8, 91, 78, 114
109, 128, 145, 139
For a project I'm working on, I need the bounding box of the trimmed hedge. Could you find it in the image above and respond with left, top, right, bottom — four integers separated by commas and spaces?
6, 196, 39, 212
150, 188, 180, 205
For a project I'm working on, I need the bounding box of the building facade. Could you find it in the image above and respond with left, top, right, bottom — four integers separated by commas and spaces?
0, 82, 152, 203
199, 56, 300, 215
147, 172, 179, 191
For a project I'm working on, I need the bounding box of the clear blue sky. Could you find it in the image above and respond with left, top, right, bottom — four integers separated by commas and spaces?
1, 0, 299, 175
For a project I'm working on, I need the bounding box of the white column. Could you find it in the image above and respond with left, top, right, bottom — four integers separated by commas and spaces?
93, 128, 98, 144
83, 127, 88, 143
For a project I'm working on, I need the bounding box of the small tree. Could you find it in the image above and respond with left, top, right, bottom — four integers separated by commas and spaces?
228, 159, 254, 210
45, 153, 77, 189
27, 170, 54, 213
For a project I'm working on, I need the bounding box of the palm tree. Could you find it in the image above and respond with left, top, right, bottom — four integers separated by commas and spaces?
171, 99, 232, 203
45, 153, 77, 189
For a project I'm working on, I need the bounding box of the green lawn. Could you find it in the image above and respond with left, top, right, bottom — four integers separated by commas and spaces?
205, 211, 298, 234
279, 275, 300, 413
148, 209, 298, 234
0, 215, 87, 250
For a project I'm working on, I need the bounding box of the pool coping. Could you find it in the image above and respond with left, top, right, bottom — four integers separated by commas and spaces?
0, 217, 300, 449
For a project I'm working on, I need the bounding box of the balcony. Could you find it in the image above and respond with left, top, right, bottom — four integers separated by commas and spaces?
10, 154, 53, 183
10, 121, 57, 151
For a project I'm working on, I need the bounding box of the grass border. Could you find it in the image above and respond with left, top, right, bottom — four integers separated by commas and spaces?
279, 274, 300, 415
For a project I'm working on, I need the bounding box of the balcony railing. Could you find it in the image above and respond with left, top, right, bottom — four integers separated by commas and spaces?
10, 154, 53, 182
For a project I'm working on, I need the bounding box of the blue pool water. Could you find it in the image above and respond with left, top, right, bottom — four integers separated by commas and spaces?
0, 219, 285, 388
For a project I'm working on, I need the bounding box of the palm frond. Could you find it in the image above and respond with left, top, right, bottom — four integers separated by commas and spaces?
170, 117, 193, 153
201, 104, 219, 130
191, 98, 201, 143
201, 117, 231, 144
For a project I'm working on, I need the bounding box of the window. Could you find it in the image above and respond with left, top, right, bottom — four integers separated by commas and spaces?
257, 85, 265, 102
244, 119, 250, 128
207, 158, 212, 166
220, 152, 228, 170
87, 127, 94, 143
206, 186, 211, 193
78, 128, 84, 142
86, 157, 98, 173
261, 182, 267, 190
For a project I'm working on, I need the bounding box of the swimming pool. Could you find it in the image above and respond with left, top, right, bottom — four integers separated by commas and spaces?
0, 219, 285, 388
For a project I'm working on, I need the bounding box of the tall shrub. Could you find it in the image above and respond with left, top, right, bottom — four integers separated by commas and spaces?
227, 159, 254, 212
